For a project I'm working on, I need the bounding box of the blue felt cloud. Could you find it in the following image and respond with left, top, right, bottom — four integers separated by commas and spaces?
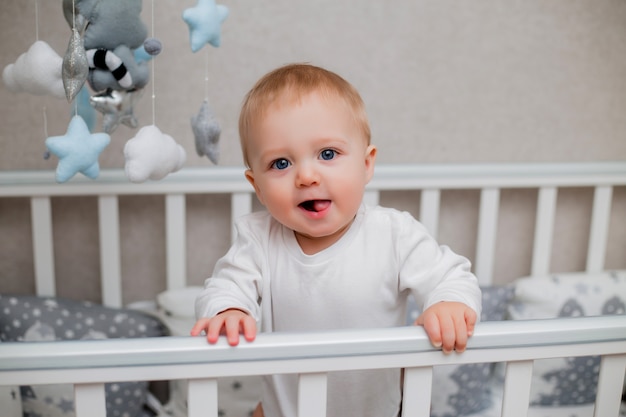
182, 0, 229, 52
45, 115, 110, 183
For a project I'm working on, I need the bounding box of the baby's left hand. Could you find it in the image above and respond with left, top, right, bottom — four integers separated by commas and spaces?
415, 301, 477, 354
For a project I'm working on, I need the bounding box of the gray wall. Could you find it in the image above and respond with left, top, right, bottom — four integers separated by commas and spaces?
1, 1, 625, 303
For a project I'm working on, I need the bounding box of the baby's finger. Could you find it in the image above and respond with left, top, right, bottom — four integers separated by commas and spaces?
241, 315, 257, 342
422, 313, 443, 349
439, 314, 457, 354
190, 319, 209, 336
224, 315, 243, 346
452, 314, 469, 353
465, 308, 477, 337
206, 316, 226, 344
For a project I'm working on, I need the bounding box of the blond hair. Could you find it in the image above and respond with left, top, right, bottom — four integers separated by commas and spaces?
238, 63, 371, 167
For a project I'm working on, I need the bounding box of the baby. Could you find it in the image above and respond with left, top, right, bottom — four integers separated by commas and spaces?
192, 63, 482, 417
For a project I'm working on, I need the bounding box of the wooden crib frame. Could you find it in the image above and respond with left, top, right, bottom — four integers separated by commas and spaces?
1, 162, 626, 417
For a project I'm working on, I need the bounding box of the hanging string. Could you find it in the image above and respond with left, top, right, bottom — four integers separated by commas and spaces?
72, 0, 78, 116
37, 0, 47, 152
42, 106, 51, 159
34, 0, 39, 41
42, 106, 49, 138
205, 47, 210, 100
151, 0, 156, 125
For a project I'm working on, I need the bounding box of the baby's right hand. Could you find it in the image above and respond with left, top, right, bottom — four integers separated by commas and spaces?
190, 309, 257, 346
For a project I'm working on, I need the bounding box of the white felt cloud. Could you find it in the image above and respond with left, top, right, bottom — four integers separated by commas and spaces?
124, 125, 187, 183
45, 115, 111, 183
2, 41, 65, 99
183, 0, 229, 52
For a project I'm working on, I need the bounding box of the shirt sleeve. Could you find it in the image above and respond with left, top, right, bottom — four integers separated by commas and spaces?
396, 211, 482, 318
194, 216, 266, 321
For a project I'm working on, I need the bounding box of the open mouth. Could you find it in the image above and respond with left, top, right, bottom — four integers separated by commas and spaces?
299, 200, 331, 212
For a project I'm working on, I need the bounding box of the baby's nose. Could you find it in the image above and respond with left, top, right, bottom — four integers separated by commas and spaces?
295, 163, 320, 187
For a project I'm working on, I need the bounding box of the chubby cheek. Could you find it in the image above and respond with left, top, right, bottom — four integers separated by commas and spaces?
345, 188, 366, 212
257, 181, 292, 213
335, 175, 366, 208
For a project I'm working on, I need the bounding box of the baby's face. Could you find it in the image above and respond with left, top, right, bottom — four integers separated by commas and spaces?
244, 91, 376, 254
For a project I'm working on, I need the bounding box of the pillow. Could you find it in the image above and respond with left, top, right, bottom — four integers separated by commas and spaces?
406, 285, 515, 417
0, 294, 168, 417
157, 286, 202, 319
507, 270, 626, 407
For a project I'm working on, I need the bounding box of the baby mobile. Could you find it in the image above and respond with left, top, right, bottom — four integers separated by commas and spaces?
1, 0, 229, 183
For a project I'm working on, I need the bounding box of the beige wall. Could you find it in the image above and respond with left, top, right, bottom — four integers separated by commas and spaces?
1, 1, 625, 303
2, 1, 626, 168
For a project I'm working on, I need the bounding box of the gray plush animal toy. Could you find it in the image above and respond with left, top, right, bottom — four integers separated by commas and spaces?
62, 0, 151, 92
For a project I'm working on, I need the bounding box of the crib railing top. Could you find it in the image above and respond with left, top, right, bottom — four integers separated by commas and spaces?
1, 315, 625, 385
1, 161, 626, 197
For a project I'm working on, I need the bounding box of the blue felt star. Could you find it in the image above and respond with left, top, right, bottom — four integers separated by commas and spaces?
46, 115, 111, 183
182, 0, 229, 52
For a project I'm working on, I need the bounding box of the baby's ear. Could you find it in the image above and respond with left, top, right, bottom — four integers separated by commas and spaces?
245, 169, 265, 205
364, 145, 377, 181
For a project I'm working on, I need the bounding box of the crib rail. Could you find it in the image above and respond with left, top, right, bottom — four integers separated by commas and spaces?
1, 316, 625, 417
1, 162, 626, 307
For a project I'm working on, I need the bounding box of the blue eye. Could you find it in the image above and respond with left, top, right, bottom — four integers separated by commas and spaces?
320, 149, 336, 160
271, 159, 290, 170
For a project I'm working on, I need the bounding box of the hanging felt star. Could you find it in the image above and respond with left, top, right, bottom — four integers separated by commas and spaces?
182, 0, 229, 52
45, 115, 110, 183
62, 27, 89, 102
90, 89, 143, 134
191, 99, 221, 164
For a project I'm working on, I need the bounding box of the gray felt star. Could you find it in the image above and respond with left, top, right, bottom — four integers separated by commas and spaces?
191, 99, 221, 164
90, 89, 143, 134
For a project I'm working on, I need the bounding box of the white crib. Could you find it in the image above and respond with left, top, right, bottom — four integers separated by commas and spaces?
1, 162, 626, 417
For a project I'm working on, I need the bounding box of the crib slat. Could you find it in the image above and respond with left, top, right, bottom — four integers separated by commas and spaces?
586, 185, 612, 273
74, 383, 106, 417
593, 354, 626, 417
363, 190, 379, 206
501, 360, 533, 417
531, 187, 557, 276
30, 197, 55, 297
166, 194, 187, 290
188, 378, 219, 417
401, 367, 432, 417
98, 196, 122, 308
298, 373, 328, 417
231, 192, 253, 243
475, 188, 500, 285
420, 189, 440, 239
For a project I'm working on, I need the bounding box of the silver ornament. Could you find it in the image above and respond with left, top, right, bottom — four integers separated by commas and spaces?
62, 27, 89, 102
90, 89, 143, 134
191, 99, 221, 164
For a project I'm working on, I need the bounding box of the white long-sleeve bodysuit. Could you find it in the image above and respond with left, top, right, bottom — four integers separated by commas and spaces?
196, 204, 482, 417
